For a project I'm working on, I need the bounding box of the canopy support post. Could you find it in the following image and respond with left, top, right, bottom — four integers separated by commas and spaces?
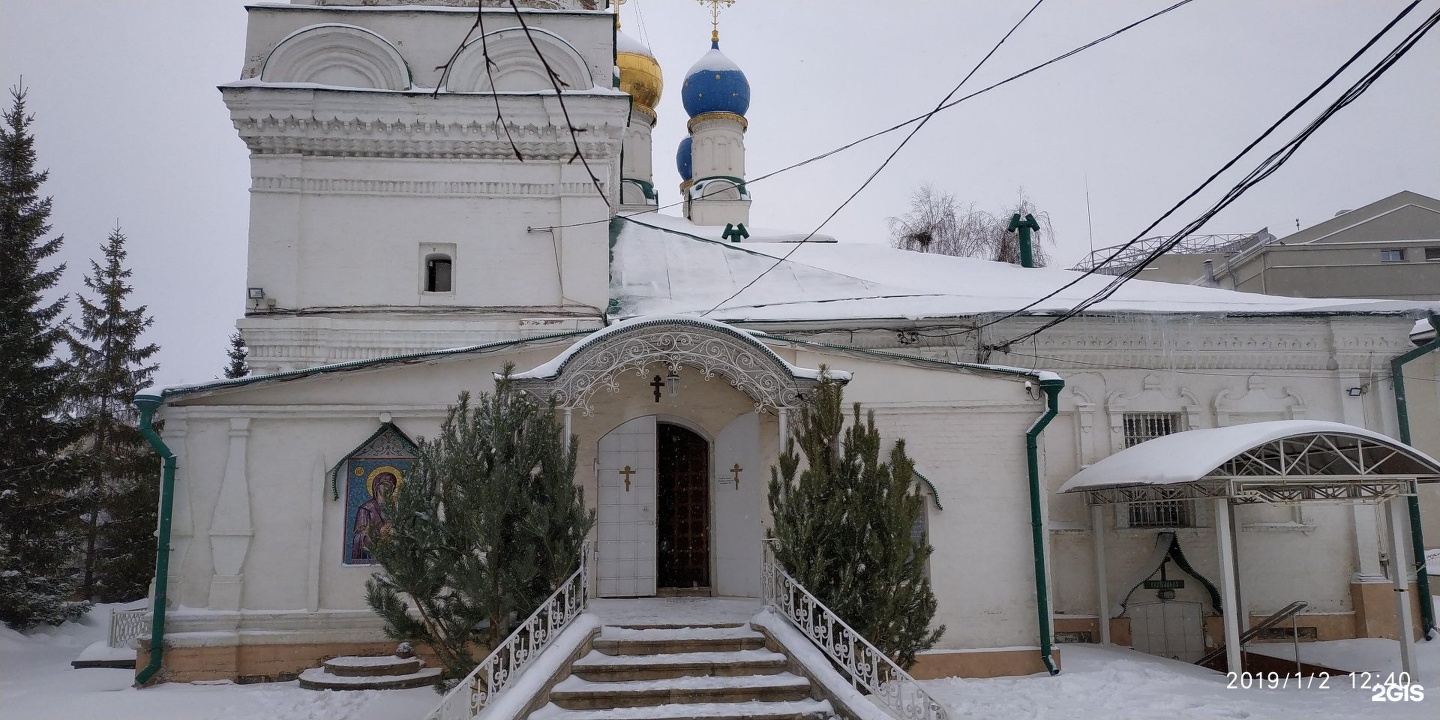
1386, 497, 1417, 675
1092, 504, 1110, 645
1215, 497, 1243, 675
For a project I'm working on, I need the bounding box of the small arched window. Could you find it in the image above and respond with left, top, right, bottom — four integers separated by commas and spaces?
425, 254, 453, 293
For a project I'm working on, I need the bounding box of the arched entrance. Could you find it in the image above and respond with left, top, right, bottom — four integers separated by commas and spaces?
594, 417, 716, 598
657, 422, 710, 592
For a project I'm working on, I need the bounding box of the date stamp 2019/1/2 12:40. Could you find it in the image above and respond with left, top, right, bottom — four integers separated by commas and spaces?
1226, 671, 1425, 701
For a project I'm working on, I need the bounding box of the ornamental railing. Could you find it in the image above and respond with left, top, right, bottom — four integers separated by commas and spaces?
425, 542, 592, 720
109, 608, 151, 649
763, 541, 948, 720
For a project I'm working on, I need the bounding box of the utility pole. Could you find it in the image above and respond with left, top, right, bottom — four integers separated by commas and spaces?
1008, 212, 1040, 268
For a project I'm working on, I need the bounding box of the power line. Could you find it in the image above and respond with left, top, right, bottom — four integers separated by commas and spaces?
969, 0, 1427, 341
530, 0, 1198, 233
989, 2, 1440, 349
698, 0, 1050, 316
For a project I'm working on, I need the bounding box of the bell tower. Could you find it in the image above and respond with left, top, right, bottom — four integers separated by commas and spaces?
224, 1, 629, 373
677, 0, 751, 228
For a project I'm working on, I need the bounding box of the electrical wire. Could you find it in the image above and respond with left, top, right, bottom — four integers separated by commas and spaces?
530, 0, 1197, 233
965, 0, 1426, 340
698, 0, 1049, 316
989, 3, 1440, 349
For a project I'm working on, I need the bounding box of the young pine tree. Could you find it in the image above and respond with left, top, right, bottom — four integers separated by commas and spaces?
223, 331, 248, 379
67, 225, 160, 601
768, 375, 943, 668
0, 85, 88, 629
365, 369, 593, 685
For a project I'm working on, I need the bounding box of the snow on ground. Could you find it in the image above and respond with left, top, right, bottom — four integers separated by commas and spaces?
926, 641, 1440, 720
0, 603, 437, 720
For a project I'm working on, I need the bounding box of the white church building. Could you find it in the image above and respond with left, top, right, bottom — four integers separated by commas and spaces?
132, 0, 1440, 685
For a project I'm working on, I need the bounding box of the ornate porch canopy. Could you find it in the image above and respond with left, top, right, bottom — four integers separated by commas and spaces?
510, 316, 838, 415
1060, 420, 1440, 505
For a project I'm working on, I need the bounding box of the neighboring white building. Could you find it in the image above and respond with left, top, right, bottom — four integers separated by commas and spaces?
134, 0, 1440, 685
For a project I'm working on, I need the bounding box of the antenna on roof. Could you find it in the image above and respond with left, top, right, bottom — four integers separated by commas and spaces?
1085, 174, 1095, 257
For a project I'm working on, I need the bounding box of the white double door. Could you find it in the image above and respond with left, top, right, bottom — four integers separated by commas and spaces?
595, 413, 762, 598
1130, 601, 1205, 662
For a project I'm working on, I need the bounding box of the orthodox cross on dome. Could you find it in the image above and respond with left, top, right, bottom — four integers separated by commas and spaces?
698, 0, 736, 44
613, 0, 625, 29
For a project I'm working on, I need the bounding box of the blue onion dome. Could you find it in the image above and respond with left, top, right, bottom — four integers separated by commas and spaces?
681, 41, 750, 118
676, 137, 693, 181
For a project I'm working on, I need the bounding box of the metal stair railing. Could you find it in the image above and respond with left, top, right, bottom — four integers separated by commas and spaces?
425, 542, 592, 720
1196, 600, 1308, 668
109, 608, 151, 649
763, 541, 948, 720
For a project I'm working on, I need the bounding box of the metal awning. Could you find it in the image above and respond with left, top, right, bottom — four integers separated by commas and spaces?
1059, 420, 1440, 506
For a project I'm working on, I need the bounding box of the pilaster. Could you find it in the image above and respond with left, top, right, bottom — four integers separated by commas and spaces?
209, 417, 254, 611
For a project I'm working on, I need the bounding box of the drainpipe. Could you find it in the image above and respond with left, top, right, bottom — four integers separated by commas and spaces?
1026, 376, 1064, 674
1391, 312, 1439, 639
133, 394, 175, 686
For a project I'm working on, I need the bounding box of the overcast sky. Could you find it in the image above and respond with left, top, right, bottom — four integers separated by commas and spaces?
2, 0, 1437, 389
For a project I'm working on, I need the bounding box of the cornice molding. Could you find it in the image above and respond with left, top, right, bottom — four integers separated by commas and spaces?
251, 176, 603, 198
231, 115, 622, 159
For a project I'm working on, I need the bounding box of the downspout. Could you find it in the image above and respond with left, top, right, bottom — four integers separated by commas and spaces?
133, 394, 175, 686
1026, 376, 1064, 674
1391, 311, 1439, 639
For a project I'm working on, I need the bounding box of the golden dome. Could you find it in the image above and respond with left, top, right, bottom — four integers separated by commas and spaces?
617, 32, 663, 115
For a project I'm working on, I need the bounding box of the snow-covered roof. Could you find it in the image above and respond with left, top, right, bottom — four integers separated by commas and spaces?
1058, 420, 1440, 493
610, 216, 1439, 323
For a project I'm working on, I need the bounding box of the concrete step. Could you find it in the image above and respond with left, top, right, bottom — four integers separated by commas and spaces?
571, 648, 788, 681
297, 665, 440, 691
548, 673, 813, 710
592, 626, 767, 656
322, 654, 422, 677
529, 698, 836, 720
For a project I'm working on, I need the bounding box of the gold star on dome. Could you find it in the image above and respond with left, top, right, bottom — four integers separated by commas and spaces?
697, 0, 736, 44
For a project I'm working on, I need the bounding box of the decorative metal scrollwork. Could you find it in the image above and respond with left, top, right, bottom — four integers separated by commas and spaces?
426, 542, 592, 720
763, 541, 949, 720
514, 320, 821, 416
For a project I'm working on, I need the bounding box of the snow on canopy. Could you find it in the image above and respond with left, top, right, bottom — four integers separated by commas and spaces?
1058, 420, 1440, 493
609, 215, 1440, 322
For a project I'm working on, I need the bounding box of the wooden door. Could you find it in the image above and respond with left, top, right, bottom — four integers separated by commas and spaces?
656, 423, 710, 590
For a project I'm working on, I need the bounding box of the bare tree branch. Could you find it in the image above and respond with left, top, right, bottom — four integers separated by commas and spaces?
889, 185, 1054, 266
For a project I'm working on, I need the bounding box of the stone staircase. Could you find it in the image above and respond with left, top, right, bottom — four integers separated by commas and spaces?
298, 654, 441, 691
528, 622, 836, 720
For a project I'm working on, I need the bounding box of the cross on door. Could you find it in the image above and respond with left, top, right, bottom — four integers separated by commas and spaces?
619, 465, 636, 492
650, 375, 665, 402
729, 463, 743, 490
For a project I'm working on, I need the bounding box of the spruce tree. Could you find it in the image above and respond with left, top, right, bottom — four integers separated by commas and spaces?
0, 85, 88, 629
366, 368, 593, 685
223, 331, 248, 379
768, 375, 943, 668
67, 226, 160, 601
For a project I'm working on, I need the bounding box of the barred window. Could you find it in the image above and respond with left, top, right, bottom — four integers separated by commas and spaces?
1123, 412, 1183, 447
1123, 412, 1195, 528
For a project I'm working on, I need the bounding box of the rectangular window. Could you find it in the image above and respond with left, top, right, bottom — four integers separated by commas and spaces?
1122, 412, 1196, 528
425, 256, 453, 293
1425, 247, 1440, 261
1380, 248, 1406, 263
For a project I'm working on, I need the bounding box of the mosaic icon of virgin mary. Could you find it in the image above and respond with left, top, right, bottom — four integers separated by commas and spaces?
350, 467, 402, 563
